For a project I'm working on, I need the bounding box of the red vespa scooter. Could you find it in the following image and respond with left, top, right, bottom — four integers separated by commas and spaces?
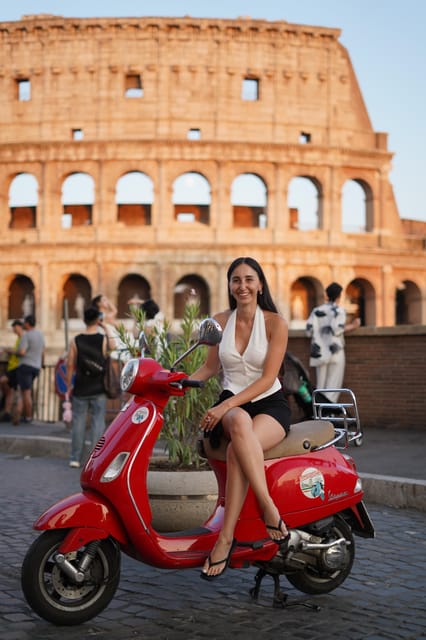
21, 318, 374, 626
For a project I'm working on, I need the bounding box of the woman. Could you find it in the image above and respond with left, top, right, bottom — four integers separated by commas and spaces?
191, 257, 291, 580
91, 294, 118, 327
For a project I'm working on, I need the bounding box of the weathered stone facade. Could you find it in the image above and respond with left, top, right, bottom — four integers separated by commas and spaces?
0, 14, 425, 356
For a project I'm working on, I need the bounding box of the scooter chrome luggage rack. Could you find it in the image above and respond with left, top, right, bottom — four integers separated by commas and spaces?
312, 388, 363, 447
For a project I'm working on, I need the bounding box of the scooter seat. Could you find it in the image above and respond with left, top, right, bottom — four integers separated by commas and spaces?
199, 419, 335, 462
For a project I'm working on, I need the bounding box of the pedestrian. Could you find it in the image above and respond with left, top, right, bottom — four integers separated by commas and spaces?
92, 293, 120, 355
141, 298, 164, 335
190, 256, 291, 580
91, 294, 118, 327
15, 315, 45, 424
0, 320, 25, 422
306, 282, 361, 402
141, 298, 160, 322
66, 306, 116, 468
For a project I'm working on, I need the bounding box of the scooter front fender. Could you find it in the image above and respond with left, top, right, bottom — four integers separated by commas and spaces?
33, 490, 129, 547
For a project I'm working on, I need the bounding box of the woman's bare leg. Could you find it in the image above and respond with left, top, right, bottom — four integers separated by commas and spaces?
228, 410, 288, 537
202, 409, 287, 577
202, 443, 248, 577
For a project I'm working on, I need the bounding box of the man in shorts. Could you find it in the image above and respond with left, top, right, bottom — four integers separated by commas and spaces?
16, 315, 45, 424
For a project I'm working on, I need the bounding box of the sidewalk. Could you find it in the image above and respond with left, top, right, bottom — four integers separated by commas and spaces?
1, 418, 425, 510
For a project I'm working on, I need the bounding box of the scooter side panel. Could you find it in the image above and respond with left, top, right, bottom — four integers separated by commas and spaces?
264, 447, 363, 525
33, 490, 128, 544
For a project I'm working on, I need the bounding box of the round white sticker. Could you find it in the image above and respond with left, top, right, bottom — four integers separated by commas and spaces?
300, 467, 325, 500
132, 407, 150, 424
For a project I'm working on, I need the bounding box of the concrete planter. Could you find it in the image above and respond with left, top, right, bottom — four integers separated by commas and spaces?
147, 469, 218, 532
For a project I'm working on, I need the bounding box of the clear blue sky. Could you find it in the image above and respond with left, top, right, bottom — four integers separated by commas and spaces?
2, 0, 425, 221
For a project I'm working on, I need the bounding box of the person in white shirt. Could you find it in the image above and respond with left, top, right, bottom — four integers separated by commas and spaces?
306, 282, 360, 402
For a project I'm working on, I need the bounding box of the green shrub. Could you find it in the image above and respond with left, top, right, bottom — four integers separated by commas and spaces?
116, 303, 221, 468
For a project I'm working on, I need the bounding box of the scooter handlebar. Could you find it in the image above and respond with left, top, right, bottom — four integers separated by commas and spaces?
170, 379, 205, 389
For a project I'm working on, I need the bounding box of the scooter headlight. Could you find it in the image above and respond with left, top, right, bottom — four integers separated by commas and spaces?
121, 359, 139, 392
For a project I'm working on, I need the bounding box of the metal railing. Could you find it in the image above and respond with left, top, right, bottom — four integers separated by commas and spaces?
33, 364, 62, 422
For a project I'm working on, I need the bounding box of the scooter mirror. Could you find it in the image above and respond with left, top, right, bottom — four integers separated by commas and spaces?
170, 317, 222, 370
197, 317, 222, 347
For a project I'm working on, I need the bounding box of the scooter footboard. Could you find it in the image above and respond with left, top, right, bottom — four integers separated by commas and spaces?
342, 501, 375, 538
33, 490, 129, 548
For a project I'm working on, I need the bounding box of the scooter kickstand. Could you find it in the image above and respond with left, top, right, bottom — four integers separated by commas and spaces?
250, 568, 320, 611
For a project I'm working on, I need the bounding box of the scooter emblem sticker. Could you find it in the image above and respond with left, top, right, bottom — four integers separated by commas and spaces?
132, 407, 150, 424
300, 467, 325, 501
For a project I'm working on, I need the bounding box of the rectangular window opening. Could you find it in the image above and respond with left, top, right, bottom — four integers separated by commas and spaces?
72, 128, 84, 141
299, 131, 311, 144
242, 77, 259, 101
125, 74, 143, 98
187, 128, 201, 141
17, 78, 31, 101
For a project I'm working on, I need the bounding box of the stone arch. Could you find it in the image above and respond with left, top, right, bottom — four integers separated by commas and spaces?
173, 275, 210, 318
8, 173, 38, 229
231, 172, 268, 228
61, 172, 95, 227
62, 274, 92, 324
290, 276, 321, 327
287, 176, 323, 230
172, 172, 211, 224
115, 171, 154, 225
8, 274, 35, 320
117, 274, 151, 318
342, 179, 374, 233
395, 279, 421, 325
346, 278, 376, 326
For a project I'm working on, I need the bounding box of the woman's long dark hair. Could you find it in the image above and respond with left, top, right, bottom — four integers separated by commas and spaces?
227, 257, 278, 312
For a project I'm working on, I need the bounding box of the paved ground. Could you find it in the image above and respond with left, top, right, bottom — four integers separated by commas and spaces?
1, 417, 426, 639
1, 453, 426, 640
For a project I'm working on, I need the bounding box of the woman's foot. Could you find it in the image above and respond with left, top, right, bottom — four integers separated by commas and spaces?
263, 504, 289, 542
200, 537, 236, 581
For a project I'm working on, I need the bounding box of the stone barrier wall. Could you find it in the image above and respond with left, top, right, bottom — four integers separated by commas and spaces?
288, 325, 426, 430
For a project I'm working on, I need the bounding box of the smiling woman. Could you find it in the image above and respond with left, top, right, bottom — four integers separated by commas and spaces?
189, 256, 292, 579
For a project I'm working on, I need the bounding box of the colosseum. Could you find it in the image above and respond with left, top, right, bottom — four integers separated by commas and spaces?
0, 13, 425, 356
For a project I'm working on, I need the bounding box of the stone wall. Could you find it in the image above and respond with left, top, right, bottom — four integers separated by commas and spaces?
288, 325, 426, 430
0, 14, 425, 350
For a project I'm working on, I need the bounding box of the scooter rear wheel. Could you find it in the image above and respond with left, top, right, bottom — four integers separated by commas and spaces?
285, 515, 354, 595
21, 529, 121, 626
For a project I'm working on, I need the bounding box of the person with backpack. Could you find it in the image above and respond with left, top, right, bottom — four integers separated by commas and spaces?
65, 306, 116, 468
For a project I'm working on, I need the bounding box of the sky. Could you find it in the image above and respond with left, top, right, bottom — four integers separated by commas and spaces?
2, 0, 425, 221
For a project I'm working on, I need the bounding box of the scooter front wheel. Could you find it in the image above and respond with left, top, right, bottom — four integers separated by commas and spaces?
21, 529, 121, 626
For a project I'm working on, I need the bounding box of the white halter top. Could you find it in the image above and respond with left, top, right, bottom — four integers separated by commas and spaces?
219, 306, 281, 402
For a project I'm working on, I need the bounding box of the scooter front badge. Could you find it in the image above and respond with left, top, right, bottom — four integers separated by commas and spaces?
300, 467, 325, 501
132, 407, 150, 424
